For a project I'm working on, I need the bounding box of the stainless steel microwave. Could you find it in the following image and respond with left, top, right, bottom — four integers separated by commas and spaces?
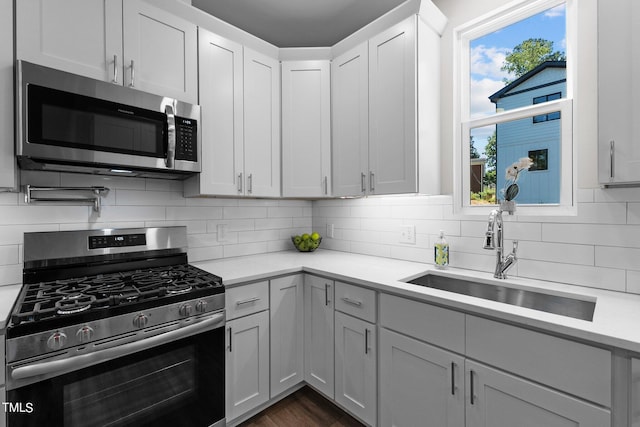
16, 61, 201, 179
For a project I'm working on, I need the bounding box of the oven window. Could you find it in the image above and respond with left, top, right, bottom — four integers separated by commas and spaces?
7, 327, 224, 427
63, 346, 196, 427
28, 84, 166, 158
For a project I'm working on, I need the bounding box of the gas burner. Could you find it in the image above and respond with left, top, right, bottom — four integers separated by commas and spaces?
166, 284, 193, 295
55, 294, 96, 315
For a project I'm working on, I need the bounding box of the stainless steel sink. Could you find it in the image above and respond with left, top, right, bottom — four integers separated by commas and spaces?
404, 273, 595, 321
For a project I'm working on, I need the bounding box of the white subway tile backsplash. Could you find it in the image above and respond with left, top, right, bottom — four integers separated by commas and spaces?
0, 246, 20, 266
595, 246, 640, 271
223, 206, 267, 219
518, 260, 626, 292
518, 241, 594, 266
116, 190, 186, 206
627, 271, 640, 294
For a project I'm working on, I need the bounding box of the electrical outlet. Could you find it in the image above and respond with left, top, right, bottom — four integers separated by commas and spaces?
399, 225, 416, 244
326, 223, 334, 238
216, 224, 228, 242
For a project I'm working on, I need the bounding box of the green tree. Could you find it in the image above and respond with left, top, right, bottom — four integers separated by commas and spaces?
501, 38, 566, 84
470, 136, 480, 159
483, 130, 497, 186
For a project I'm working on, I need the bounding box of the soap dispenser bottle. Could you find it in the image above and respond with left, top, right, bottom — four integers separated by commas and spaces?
434, 230, 449, 269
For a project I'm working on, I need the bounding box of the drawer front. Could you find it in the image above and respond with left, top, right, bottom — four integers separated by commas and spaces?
334, 281, 376, 323
379, 293, 465, 354
466, 315, 612, 407
226, 280, 270, 320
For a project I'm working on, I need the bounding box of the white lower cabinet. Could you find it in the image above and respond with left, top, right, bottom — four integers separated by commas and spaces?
334, 311, 376, 426
303, 274, 335, 398
379, 328, 464, 427
466, 360, 610, 427
378, 293, 612, 427
270, 275, 304, 397
225, 308, 270, 422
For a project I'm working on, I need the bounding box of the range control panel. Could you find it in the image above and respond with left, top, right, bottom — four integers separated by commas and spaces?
89, 233, 147, 249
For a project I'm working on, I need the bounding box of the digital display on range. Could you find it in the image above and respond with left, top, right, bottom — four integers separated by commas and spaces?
88, 233, 147, 249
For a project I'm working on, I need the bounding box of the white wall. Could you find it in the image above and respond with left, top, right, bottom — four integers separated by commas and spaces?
313, 189, 640, 294
0, 171, 311, 287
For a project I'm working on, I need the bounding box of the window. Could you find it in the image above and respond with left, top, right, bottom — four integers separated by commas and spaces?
454, 0, 576, 215
533, 93, 562, 122
528, 149, 549, 171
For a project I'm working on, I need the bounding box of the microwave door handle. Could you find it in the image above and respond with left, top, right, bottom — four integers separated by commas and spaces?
165, 104, 176, 168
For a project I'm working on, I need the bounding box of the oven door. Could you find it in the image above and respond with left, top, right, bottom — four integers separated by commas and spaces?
7, 326, 225, 427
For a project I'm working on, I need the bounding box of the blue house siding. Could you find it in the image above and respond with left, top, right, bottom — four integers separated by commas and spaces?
491, 63, 566, 205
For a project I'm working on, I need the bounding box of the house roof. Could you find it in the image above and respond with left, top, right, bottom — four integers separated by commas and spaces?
488, 60, 566, 103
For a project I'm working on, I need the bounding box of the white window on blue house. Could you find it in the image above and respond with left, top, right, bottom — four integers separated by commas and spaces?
454, 0, 576, 215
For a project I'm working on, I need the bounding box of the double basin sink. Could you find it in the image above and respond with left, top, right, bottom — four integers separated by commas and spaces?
404, 273, 596, 321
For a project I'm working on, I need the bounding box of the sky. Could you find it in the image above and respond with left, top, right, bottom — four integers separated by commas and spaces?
469, 4, 566, 156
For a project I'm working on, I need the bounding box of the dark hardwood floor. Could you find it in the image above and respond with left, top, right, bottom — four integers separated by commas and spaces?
238, 386, 365, 427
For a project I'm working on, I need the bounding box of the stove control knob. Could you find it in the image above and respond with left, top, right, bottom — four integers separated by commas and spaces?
76, 325, 94, 343
195, 300, 208, 313
47, 331, 67, 351
179, 303, 193, 317
133, 313, 149, 329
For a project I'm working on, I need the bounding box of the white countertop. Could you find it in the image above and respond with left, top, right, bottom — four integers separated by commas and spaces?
194, 249, 640, 354
0, 284, 23, 331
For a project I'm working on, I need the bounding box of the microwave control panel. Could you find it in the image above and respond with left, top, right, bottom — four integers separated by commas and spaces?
175, 117, 198, 161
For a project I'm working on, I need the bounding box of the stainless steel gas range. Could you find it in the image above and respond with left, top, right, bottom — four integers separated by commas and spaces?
5, 227, 225, 427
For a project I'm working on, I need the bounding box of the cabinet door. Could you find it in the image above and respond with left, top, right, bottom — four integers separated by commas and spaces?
466, 360, 611, 427
122, 0, 198, 104
281, 60, 331, 197
225, 310, 270, 422
0, 0, 15, 190
334, 312, 376, 426
368, 16, 417, 195
243, 48, 281, 197
270, 275, 304, 397
379, 328, 465, 427
598, 0, 640, 185
304, 275, 334, 399
332, 43, 369, 197
186, 29, 244, 196
16, 0, 122, 82
632, 358, 640, 427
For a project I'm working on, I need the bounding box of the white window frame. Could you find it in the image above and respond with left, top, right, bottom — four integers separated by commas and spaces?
453, 0, 577, 216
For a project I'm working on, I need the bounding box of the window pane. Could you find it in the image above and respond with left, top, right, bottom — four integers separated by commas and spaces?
469, 113, 562, 205
469, 5, 566, 120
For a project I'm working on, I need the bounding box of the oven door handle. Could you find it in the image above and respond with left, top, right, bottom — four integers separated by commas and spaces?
11, 313, 225, 382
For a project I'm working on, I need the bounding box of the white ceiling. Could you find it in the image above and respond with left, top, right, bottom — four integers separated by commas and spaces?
191, 0, 408, 47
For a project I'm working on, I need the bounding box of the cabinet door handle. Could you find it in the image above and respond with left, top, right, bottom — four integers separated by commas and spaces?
129, 60, 135, 87
451, 362, 456, 395
236, 297, 260, 306
364, 328, 370, 354
361, 172, 366, 193
610, 140, 615, 179
470, 369, 476, 405
324, 176, 328, 195
228, 327, 232, 352
325, 283, 331, 306
341, 297, 362, 307
369, 171, 375, 192
112, 54, 118, 83
247, 173, 253, 194
238, 173, 243, 193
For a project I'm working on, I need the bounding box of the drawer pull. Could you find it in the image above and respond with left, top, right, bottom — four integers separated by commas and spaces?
236, 297, 260, 306
341, 297, 363, 307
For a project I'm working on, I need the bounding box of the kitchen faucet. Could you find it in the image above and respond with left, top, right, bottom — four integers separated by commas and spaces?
483, 208, 518, 279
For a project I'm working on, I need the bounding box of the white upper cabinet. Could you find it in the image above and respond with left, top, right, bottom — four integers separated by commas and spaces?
598, 0, 640, 185
369, 16, 418, 195
0, 0, 15, 191
185, 42, 281, 197
16, 0, 198, 104
122, 0, 198, 103
243, 48, 281, 197
332, 42, 369, 197
281, 60, 332, 198
185, 29, 244, 196
332, 14, 441, 197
